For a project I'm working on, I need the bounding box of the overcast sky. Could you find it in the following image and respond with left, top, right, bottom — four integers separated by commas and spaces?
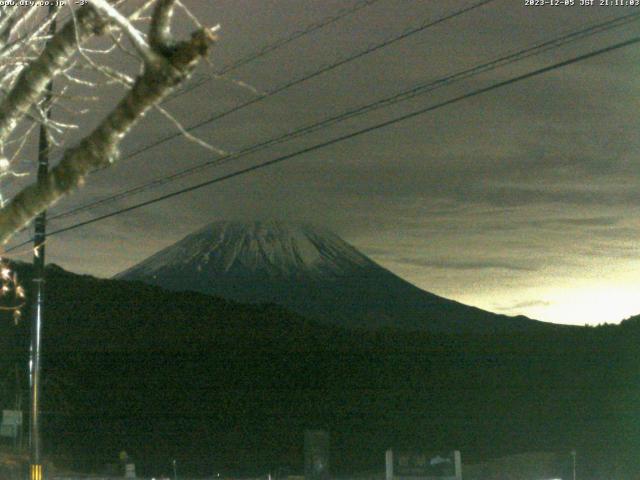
6, 0, 640, 326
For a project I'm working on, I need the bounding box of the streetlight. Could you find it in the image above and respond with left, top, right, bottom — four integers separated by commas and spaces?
172, 459, 178, 480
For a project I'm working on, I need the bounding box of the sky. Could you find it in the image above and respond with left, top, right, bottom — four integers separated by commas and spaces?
4, 0, 640, 326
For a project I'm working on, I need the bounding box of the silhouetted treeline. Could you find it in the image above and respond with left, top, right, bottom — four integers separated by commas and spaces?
0, 263, 638, 478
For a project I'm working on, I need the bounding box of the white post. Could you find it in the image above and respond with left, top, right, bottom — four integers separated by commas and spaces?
385, 449, 393, 480
453, 451, 462, 479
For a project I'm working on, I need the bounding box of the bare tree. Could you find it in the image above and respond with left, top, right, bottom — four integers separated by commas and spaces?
0, 0, 217, 245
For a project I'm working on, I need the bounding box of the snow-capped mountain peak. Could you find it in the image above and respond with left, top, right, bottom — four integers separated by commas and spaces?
117, 220, 547, 333
118, 220, 374, 281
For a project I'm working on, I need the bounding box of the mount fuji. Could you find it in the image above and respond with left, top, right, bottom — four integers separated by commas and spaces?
116, 220, 551, 333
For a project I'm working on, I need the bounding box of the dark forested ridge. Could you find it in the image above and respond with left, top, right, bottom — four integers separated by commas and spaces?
0, 263, 638, 478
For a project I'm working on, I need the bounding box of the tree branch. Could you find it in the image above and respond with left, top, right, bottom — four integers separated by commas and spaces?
149, 0, 176, 52
88, 0, 160, 64
0, 5, 107, 146
0, 20, 216, 244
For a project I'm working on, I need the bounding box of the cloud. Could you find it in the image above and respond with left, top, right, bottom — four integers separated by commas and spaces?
394, 257, 537, 272
494, 299, 552, 312
530, 216, 621, 227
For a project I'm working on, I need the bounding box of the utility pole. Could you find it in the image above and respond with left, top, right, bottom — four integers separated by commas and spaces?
29, 6, 56, 480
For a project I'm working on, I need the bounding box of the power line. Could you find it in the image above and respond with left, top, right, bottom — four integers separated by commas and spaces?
167, 0, 384, 99
4, 0, 386, 236
50, 0, 499, 220
7, 33, 638, 252
48, 10, 640, 222
89, 0, 497, 171
211, 0, 383, 76
42, 0, 381, 161
1, 1, 497, 247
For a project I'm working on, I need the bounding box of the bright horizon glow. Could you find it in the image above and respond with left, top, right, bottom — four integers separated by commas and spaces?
516, 285, 640, 326
381, 249, 640, 327
463, 283, 640, 326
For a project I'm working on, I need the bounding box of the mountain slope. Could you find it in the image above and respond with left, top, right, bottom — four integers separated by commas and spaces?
116, 220, 552, 333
